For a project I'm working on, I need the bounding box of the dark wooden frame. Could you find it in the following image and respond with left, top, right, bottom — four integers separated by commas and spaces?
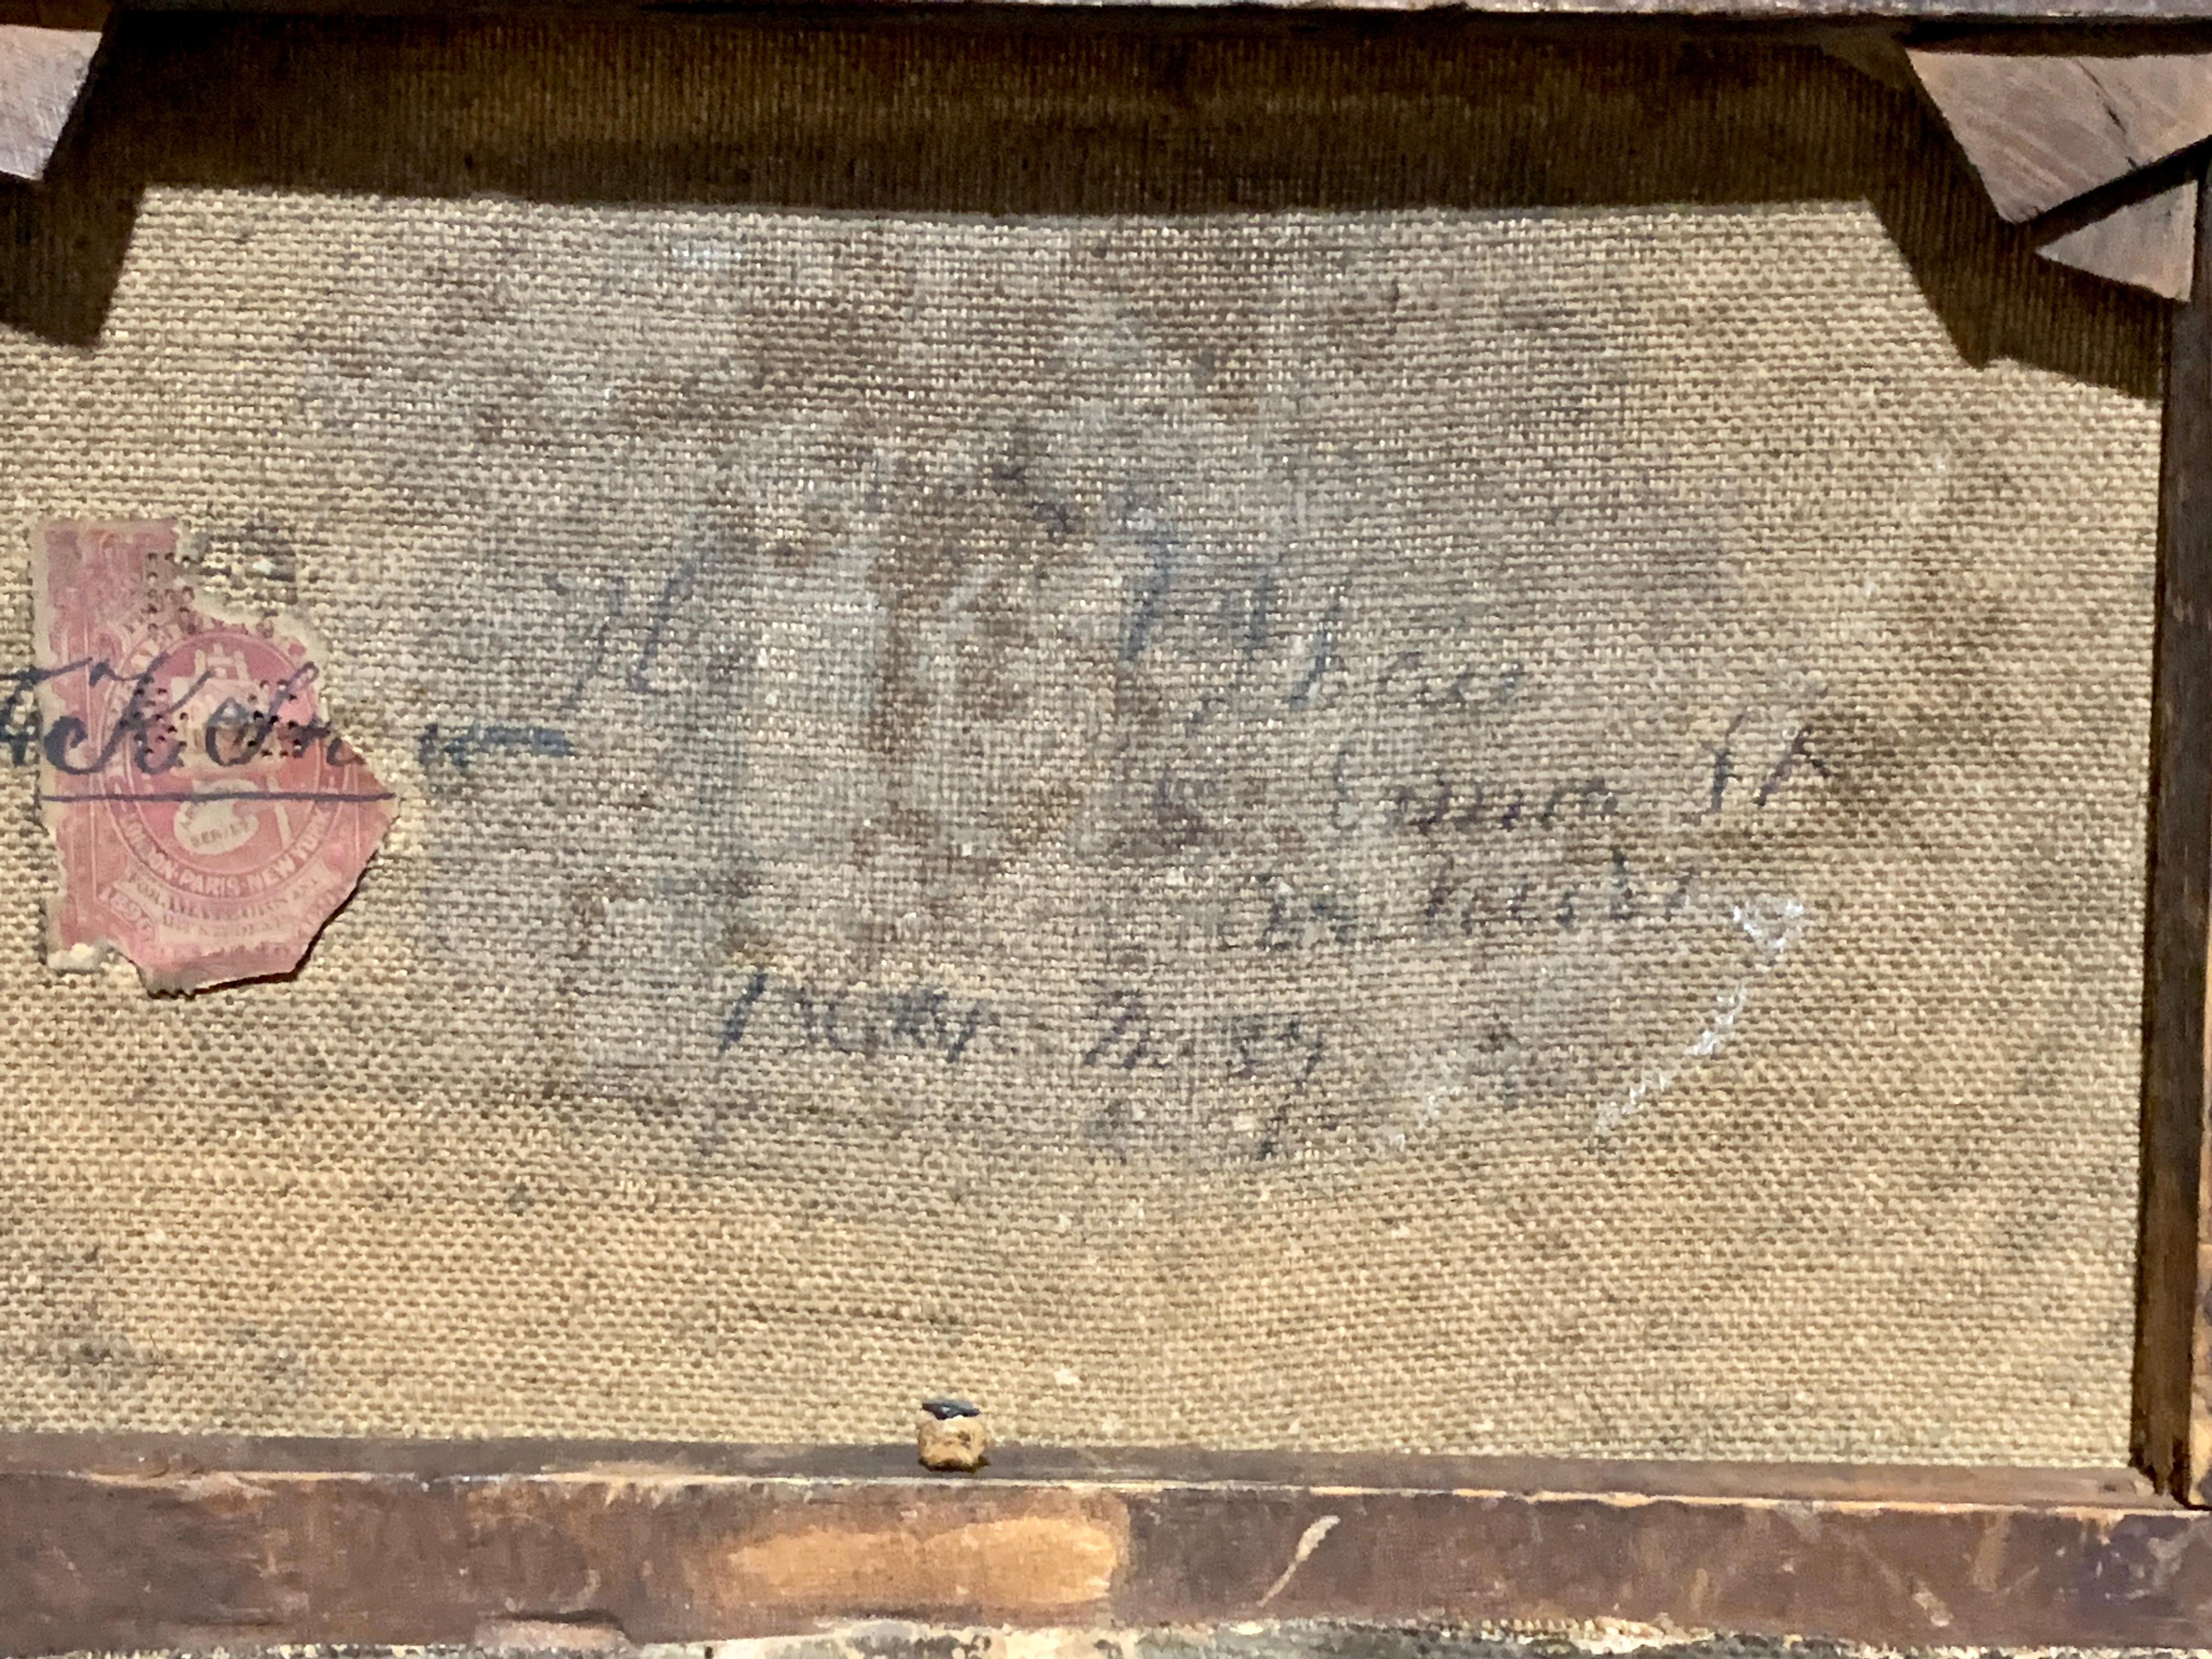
0, 1437, 2203, 1652
2136, 148, 2212, 1515
10, 5, 2212, 1652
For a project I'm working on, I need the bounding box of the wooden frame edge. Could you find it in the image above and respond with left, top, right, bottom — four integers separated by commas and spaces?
2137, 161, 2212, 1506
0, 1437, 2198, 1654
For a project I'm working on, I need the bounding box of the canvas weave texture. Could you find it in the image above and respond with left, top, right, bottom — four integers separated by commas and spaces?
0, 25, 2163, 1459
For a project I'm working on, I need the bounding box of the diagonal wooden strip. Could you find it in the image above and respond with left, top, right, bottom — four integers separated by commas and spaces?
2040, 178, 2198, 298
0, 16, 101, 181
1910, 48, 2212, 221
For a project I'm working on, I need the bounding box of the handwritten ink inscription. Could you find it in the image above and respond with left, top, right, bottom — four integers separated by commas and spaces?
719, 967, 992, 1064
0, 654, 360, 785
1080, 987, 1325, 1087
337, 514, 1843, 1158
30, 521, 397, 993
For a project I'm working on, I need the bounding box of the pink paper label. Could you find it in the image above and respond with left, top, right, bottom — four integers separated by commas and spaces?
32, 520, 395, 992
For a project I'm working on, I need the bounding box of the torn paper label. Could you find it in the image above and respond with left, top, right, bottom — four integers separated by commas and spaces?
30, 520, 394, 993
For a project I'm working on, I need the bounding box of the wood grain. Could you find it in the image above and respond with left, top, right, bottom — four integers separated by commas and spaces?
2137, 162, 2212, 1505
0, 1436, 2205, 1654
0, 1, 2208, 19
2041, 177, 2197, 295
0, 14, 99, 180
1911, 47, 2212, 220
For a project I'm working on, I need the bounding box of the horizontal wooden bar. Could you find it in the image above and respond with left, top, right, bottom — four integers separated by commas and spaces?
0, 1437, 2206, 1655
1, 0, 2210, 25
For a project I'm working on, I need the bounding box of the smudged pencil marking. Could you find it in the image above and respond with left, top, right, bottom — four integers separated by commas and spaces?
628, 556, 700, 694
721, 968, 992, 1064
1121, 527, 1178, 663
719, 966, 770, 1053
1081, 989, 1151, 1070
1706, 710, 1749, 814
1707, 716, 1833, 813
418, 722, 574, 774
560, 574, 629, 714
1285, 590, 1345, 710
1242, 567, 1277, 655
1756, 725, 1831, 805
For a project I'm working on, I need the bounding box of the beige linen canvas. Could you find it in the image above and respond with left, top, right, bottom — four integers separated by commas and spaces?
0, 18, 2164, 1460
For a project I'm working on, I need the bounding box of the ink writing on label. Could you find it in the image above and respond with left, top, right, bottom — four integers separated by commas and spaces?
719, 967, 991, 1064
0, 658, 579, 785
0, 657, 359, 781
201, 661, 353, 770
30, 519, 397, 994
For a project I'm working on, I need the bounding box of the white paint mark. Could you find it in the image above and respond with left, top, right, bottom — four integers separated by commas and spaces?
1256, 1513, 1341, 1607
1911, 1582, 1955, 1629
1594, 894, 1808, 1136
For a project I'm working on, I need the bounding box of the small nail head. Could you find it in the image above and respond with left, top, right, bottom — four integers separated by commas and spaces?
921, 1396, 981, 1420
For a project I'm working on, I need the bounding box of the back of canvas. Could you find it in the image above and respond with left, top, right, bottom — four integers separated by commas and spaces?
0, 16, 2163, 1460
